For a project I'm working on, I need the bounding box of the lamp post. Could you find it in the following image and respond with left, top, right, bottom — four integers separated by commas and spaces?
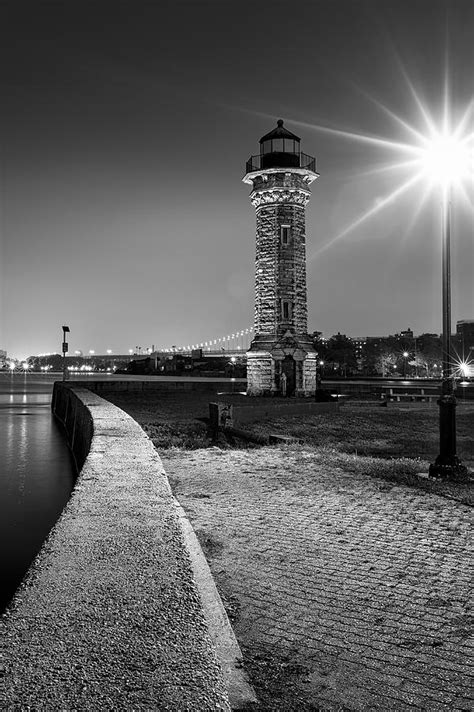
429, 186, 468, 480
403, 351, 409, 378
317, 360, 324, 392
62, 325, 70, 382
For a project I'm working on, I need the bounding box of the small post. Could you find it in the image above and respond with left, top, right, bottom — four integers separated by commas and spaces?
209, 402, 233, 440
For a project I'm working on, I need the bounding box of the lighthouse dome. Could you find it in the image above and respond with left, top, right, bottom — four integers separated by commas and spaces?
259, 119, 301, 169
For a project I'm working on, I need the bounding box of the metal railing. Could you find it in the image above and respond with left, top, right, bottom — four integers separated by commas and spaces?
245, 152, 316, 174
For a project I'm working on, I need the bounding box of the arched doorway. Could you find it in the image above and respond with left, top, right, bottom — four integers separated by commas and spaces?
281, 355, 296, 396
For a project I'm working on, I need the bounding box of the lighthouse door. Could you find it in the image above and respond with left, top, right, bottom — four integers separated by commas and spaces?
281, 355, 296, 396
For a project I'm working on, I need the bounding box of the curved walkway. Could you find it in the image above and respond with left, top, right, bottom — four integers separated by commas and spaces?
0, 386, 253, 710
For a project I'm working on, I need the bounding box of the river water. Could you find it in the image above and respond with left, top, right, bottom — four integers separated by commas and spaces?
0, 373, 76, 612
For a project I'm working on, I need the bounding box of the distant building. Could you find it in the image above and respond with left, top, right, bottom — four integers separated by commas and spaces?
350, 337, 367, 362
456, 320, 474, 351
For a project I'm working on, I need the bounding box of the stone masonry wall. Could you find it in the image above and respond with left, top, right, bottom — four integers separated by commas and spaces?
247, 169, 316, 397
251, 172, 311, 338
276, 203, 307, 335
302, 354, 318, 395
254, 207, 278, 334
246, 352, 274, 396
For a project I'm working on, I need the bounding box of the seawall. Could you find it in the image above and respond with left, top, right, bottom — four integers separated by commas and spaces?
83, 377, 247, 394
0, 383, 253, 710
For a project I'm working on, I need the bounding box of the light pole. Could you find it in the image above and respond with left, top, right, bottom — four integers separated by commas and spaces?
318, 360, 324, 391
429, 185, 468, 480
403, 351, 409, 379
62, 325, 70, 382
408, 120, 473, 481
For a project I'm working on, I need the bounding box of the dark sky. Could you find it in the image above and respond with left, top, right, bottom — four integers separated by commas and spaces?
1, 0, 473, 358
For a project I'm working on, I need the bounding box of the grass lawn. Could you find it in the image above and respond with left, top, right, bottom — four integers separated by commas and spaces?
103, 390, 474, 459
103, 392, 473, 504
250, 405, 474, 460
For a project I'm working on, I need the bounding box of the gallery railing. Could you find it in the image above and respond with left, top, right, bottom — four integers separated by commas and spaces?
245, 152, 316, 173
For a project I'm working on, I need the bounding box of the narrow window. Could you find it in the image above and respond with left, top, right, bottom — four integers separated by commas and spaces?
282, 300, 292, 320
273, 138, 284, 153
281, 225, 291, 245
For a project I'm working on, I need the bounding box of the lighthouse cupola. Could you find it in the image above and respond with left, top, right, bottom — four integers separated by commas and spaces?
259, 119, 301, 169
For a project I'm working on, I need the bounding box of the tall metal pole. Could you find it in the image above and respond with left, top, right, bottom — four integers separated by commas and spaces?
429, 187, 467, 480
442, 186, 452, 398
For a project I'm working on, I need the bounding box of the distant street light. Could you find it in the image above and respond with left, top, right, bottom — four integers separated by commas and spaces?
317, 360, 324, 390
62, 325, 70, 382
403, 351, 409, 378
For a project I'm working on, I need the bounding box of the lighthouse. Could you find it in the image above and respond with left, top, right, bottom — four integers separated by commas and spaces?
243, 120, 319, 396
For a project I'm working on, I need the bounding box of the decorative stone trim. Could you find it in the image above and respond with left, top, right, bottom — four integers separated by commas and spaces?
251, 188, 310, 208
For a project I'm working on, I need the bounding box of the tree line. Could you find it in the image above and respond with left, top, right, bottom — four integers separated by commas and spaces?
311, 332, 467, 378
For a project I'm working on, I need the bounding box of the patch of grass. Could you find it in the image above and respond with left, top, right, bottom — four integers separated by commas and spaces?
195, 529, 224, 558
105, 392, 474, 502
278, 445, 474, 506
332, 450, 426, 483
141, 421, 211, 449
238, 644, 324, 712
250, 409, 474, 461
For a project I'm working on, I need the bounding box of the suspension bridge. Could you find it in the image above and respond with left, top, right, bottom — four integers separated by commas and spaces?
142, 327, 255, 356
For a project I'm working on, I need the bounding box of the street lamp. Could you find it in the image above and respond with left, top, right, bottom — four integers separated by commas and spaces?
422, 134, 470, 480
62, 325, 70, 382
403, 351, 409, 379
316, 360, 325, 391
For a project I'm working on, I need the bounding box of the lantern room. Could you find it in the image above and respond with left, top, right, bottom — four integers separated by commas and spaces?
259, 119, 301, 169
245, 119, 316, 174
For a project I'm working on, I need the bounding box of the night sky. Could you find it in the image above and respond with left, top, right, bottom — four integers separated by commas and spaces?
1, 0, 473, 358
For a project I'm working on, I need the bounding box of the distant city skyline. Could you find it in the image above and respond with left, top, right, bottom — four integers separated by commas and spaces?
8, 320, 474, 362
1, 0, 473, 359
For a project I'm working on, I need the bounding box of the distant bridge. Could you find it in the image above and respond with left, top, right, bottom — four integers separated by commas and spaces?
152, 327, 254, 356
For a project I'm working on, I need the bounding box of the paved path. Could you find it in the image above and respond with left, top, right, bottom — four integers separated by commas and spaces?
164, 446, 473, 711
1, 389, 233, 711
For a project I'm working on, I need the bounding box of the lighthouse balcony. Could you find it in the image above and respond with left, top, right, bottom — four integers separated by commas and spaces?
246, 152, 316, 173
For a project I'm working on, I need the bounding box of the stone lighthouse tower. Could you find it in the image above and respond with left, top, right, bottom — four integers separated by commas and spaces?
243, 120, 319, 396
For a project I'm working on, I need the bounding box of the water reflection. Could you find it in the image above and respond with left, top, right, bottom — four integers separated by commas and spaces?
0, 374, 76, 612
17, 418, 28, 498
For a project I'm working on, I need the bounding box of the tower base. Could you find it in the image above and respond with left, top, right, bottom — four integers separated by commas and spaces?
246, 332, 317, 397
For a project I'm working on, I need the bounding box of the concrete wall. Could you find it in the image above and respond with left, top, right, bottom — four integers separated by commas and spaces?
81, 378, 247, 394
0, 383, 245, 710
